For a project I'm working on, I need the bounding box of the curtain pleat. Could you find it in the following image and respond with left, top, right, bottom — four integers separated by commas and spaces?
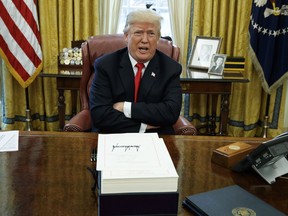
99, 0, 122, 34
74, 0, 100, 39
168, 0, 191, 67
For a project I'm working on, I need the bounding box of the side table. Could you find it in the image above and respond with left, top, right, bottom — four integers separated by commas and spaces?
181, 69, 249, 135
40, 67, 81, 130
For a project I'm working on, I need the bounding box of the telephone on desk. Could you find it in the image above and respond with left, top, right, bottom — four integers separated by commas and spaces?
232, 132, 288, 184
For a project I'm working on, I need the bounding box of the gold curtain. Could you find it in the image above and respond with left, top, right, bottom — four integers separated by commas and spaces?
168, 0, 192, 67
188, 0, 286, 137
1, 0, 99, 131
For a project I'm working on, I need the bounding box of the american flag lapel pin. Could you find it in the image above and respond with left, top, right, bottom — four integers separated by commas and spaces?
151, 72, 156, 77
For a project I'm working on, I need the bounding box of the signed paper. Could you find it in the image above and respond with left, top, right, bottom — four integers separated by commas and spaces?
97, 133, 161, 170
0, 130, 19, 152
96, 133, 179, 193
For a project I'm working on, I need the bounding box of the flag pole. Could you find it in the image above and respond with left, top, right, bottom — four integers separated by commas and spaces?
25, 87, 33, 131
262, 94, 270, 138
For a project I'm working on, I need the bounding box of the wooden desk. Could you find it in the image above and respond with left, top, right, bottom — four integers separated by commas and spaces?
181, 69, 249, 135
0, 131, 287, 215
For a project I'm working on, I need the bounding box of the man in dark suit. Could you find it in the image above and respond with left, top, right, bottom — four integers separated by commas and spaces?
89, 9, 182, 134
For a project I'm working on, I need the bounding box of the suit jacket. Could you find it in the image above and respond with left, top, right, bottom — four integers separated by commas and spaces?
89, 47, 182, 134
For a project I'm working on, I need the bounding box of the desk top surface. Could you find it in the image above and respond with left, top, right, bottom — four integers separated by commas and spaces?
39, 64, 82, 78
183, 68, 249, 83
1, 131, 286, 215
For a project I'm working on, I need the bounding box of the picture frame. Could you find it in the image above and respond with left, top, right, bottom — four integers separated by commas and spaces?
188, 36, 222, 70
208, 54, 227, 76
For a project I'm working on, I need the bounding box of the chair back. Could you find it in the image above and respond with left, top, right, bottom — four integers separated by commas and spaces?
80, 34, 180, 111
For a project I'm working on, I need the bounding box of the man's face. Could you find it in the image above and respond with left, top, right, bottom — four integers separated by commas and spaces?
216, 57, 224, 66
125, 22, 159, 63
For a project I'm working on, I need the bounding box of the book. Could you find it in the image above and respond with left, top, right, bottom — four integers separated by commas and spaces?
183, 185, 285, 216
96, 133, 178, 194
98, 191, 179, 216
223, 71, 245, 79
224, 56, 245, 71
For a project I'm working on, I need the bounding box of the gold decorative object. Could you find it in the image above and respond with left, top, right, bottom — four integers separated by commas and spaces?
58, 47, 82, 66
25, 109, 33, 131
262, 115, 269, 138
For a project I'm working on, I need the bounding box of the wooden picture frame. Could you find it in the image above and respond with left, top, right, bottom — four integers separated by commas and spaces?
208, 54, 227, 76
188, 36, 222, 70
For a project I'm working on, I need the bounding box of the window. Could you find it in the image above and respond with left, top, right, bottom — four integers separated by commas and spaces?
117, 0, 172, 39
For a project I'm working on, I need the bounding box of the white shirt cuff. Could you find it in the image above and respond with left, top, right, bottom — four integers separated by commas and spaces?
124, 102, 147, 133
123, 102, 132, 118
139, 123, 147, 133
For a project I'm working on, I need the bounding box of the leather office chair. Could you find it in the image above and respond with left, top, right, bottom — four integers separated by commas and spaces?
63, 34, 197, 135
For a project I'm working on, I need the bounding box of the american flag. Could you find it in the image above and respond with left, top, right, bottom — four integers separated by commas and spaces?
249, 0, 288, 93
0, 0, 43, 88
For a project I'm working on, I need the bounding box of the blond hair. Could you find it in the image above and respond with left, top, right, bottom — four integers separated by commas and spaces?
123, 9, 163, 36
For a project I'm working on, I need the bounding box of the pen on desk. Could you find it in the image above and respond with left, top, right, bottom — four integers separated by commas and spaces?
90, 148, 97, 162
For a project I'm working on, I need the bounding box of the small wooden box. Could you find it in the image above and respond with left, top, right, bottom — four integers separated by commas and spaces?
211, 142, 254, 168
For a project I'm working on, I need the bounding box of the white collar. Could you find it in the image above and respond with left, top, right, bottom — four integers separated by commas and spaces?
128, 53, 149, 68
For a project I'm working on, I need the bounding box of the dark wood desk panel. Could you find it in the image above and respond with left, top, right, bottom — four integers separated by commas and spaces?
0, 132, 287, 215
0, 131, 97, 216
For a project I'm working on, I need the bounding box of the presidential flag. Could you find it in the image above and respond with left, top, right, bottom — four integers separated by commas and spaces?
249, 0, 288, 93
0, 0, 43, 88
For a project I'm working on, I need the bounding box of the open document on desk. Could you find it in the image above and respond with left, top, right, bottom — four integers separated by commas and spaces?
0, 130, 19, 152
96, 133, 178, 194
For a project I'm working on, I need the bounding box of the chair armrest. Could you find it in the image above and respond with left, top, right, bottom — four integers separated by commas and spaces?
64, 111, 196, 135
173, 116, 197, 135
63, 109, 91, 132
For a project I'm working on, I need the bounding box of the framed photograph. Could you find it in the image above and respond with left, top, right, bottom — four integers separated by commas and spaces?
208, 54, 227, 76
188, 36, 222, 70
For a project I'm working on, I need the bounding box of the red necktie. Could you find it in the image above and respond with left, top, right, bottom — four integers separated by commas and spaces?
134, 63, 144, 102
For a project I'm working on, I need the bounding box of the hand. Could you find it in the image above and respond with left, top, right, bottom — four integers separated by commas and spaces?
113, 102, 124, 113
147, 124, 160, 130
